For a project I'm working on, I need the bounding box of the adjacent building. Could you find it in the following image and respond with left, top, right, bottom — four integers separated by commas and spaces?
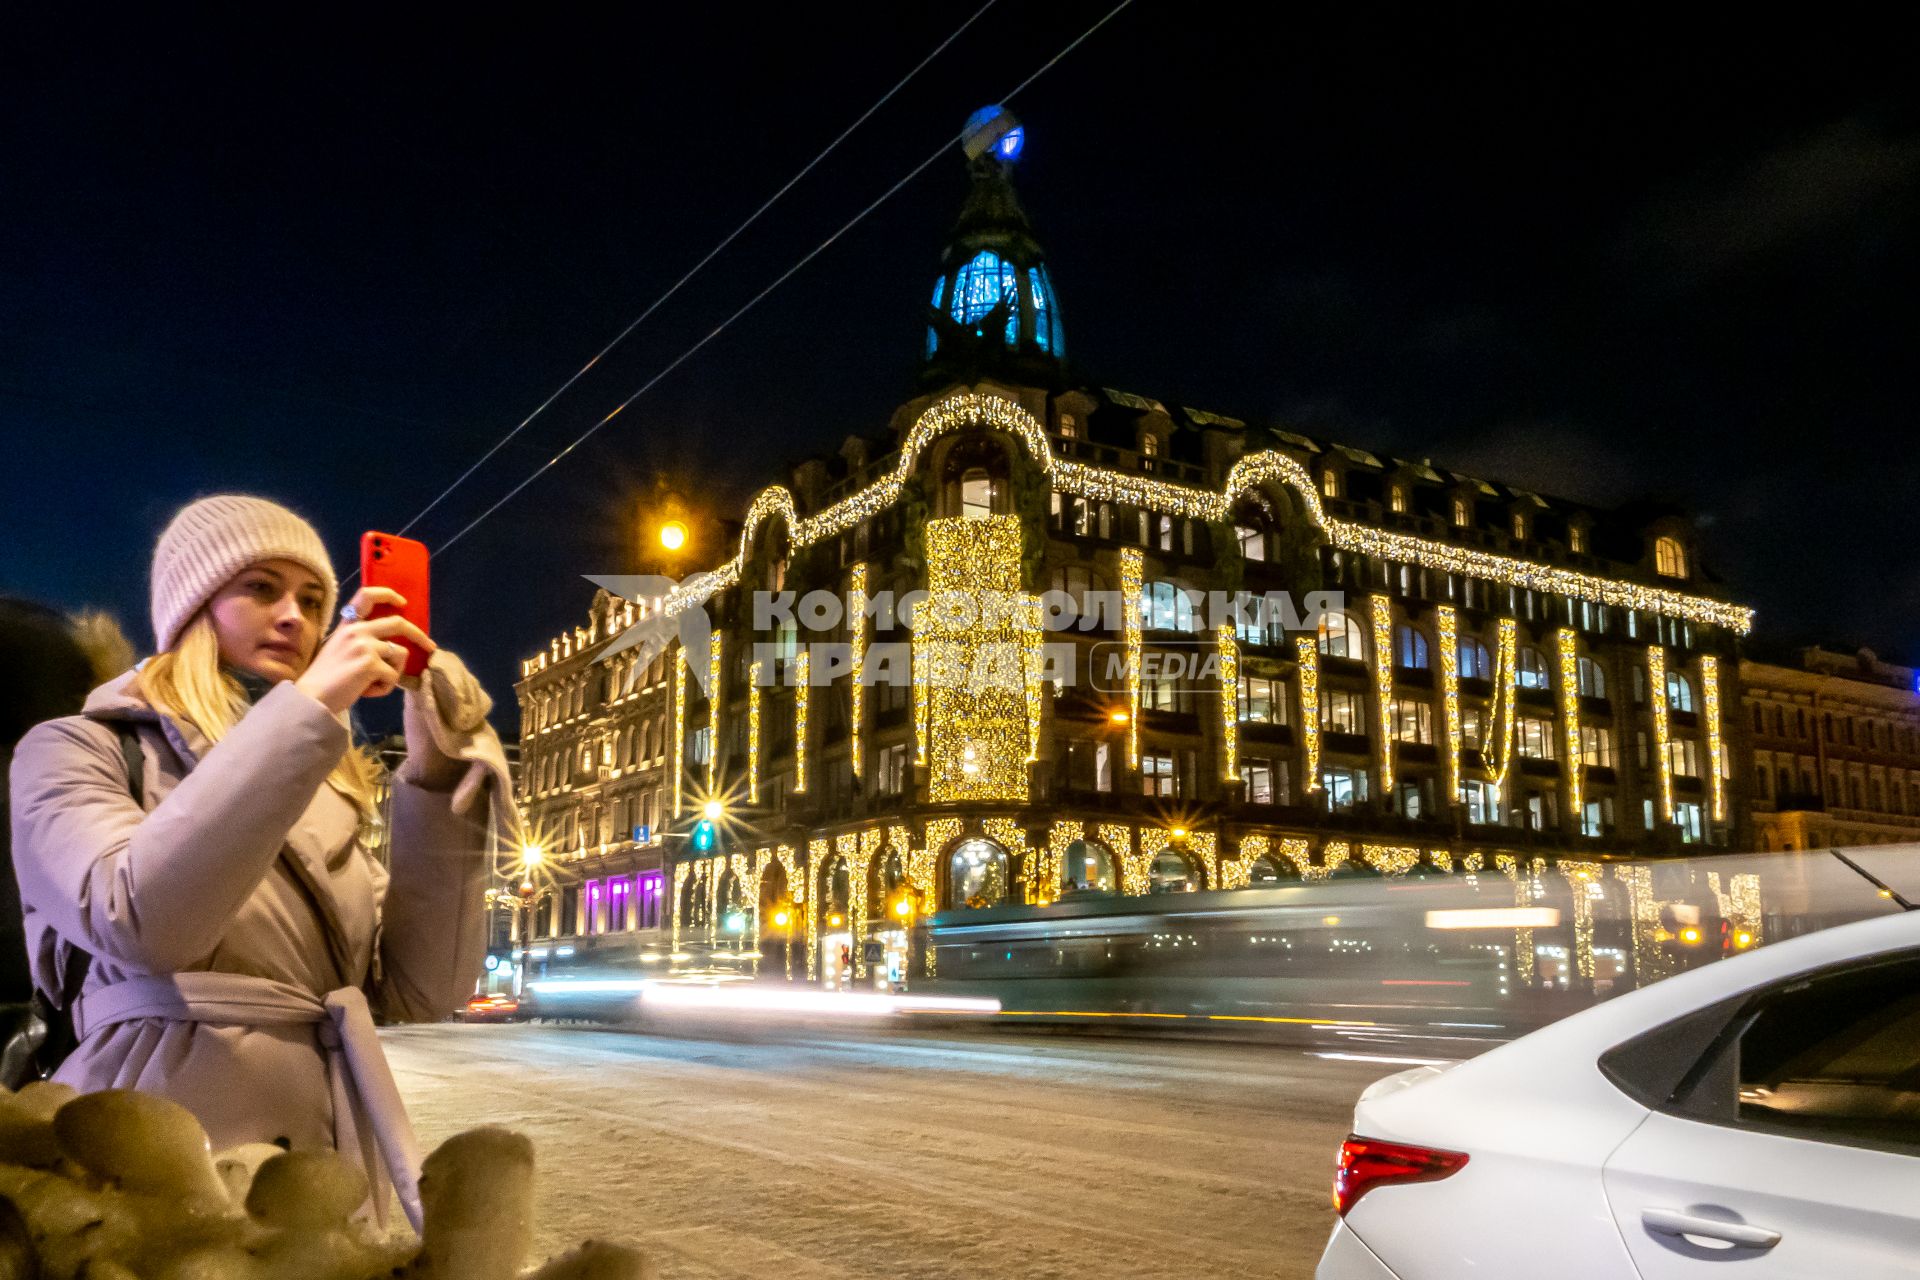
1742, 647, 1920, 850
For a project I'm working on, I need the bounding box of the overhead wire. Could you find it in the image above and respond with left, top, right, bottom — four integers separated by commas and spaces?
429, 0, 1137, 561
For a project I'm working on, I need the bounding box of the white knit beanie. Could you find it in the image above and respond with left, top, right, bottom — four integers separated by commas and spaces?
150, 495, 338, 652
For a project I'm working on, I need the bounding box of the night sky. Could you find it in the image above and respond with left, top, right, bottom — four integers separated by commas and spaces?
4, 6, 1915, 733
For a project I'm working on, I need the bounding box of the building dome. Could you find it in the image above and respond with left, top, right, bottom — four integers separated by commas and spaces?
922, 107, 1065, 386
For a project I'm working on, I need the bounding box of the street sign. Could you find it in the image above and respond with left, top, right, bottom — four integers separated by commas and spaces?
633, 824, 651, 844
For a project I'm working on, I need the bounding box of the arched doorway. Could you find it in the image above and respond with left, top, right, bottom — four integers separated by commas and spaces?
715, 869, 749, 951
819, 857, 853, 988
1248, 855, 1287, 885
758, 858, 794, 978
867, 847, 911, 989
948, 839, 1009, 909
1148, 847, 1204, 894
1059, 840, 1117, 896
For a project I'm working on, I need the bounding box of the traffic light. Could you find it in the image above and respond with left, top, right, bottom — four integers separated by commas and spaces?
691, 818, 716, 853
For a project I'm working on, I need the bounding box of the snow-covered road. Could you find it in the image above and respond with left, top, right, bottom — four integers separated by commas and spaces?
383, 1023, 1392, 1279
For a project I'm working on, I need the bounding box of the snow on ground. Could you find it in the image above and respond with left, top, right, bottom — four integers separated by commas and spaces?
383, 1022, 1389, 1279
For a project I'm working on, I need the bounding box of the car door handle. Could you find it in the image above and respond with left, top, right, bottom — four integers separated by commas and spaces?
1643, 1208, 1782, 1249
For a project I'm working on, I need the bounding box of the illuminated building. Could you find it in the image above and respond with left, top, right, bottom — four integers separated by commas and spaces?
1742, 646, 1920, 850
510, 108, 1753, 983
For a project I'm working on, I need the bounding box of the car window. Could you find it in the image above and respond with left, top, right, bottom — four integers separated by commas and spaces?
1732, 954, 1920, 1150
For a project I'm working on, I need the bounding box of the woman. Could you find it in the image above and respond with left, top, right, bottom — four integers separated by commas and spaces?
8, 495, 517, 1225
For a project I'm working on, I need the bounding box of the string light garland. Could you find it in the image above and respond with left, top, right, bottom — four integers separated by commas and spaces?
919, 516, 1038, 803
805, 838, 828, 979
1647, 645, 1673, 822
672, 662, 686, 818
1485, 619, 1520, 813
1702, 654, 1726, 822
1359, 843, 1421, 876
1308, 841, 1350, 882
706, 633, 723, 796
1100, 824, 1141, 896
748, 660, 763, 804
1495, 854, 1536, 984
1557, 629, 1583, 821
1022, 596, 1046, 764
1560, 861, 1600, 979
1612, 864, 1669, 984
794, 650, 810, 792
1041, 820, 1086, 903
1370, 594, 1394, 795
919, 819, 963, 914
849, 564, 867, 780
1437, 607, 1462, 805
1218, 624, 1239, 782
1296, 637, 1321, 792
981, 818, 1032, 903
1121, 547, 1143, 767
913, 645, 929, 766
637, 393, 1751, 636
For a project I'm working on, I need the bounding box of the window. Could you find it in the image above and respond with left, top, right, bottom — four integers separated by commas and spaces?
1058, 413, 1078, 439
1236, 523, 1266, 561
1141, 752, 1175, 798
1457, 636, 1493, 681
1319, 689, 1367, 735
1394, 624, 1430, 670
1141, 581, 1199, 632
1666, 671, 1695, 713
1141, 433, 1160, 458
1654, 535, 1688, 578
1569, 525, 1587, 553
1394, 778, 1430, 819
876, 743, 908, 797
1461, 779, 1500, 824
947, 251, 1019, 343
1391, 698, 1432, 744
1239, 676, 1285, 724
1059, 840, 1115, 894
1317, 610, 1366, 659
960, 468, 994, 519
1577, 656, 1607, 699
948, 839, 1009, 909
1321, 469, 1340, 498
1511, 513, 1528, 540
1517, 716, 1557, 760
1244, 757, 1287, 805
1674, 800, 1705, 842
1453, 497, 1472, 527
1631, 664, 1647, 704
1157, 514, 1174, 552
1321, 766, 1369, 811
1390, 485, 1408, 513
1579, 725, 1615, 768
1517, 646, 1549, 690
1580, 797, 1614, 837
1148, 848, 1201, 894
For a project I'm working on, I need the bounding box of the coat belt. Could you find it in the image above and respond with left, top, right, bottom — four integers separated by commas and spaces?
70, 972, 424, 1232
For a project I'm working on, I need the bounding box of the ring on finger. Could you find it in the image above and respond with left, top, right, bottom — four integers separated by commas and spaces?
339, 603, 360, 624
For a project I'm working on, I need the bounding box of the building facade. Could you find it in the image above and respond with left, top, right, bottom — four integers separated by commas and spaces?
509, 111, 1754, 986
1742, 647, 1920, 850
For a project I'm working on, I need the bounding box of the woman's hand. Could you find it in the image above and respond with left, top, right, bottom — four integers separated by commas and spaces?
295, 587, 436, 715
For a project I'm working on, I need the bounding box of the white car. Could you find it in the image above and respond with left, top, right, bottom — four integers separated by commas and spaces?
1317, 906, 1920, 1279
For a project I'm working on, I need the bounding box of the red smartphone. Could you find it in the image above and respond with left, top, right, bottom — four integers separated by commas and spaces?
359, 531, 432, 678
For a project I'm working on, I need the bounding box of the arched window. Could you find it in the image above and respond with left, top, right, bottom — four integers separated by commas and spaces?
1148, 848, 1203, 894
1248, 856, 1288, 884
1654, 536, 1688, 578
960, 467, 994, 520
1389, 485, 1408, 513
948, 839, 1008, 909
1393, 624, 1430, 670
1141, 581, 1198, 632
1517, 647, 1549, 690
1452, 497, 1472, 527
1457, 636, 1493, 680
1141, 433, 1160, 458
1321, 470, 1340, 499
1666, 671, 1695, 713
1317, 610, 1366, 660
1059, 841, 1117, 895
1576, 656, 1607, 699
947, 250, 1020, 344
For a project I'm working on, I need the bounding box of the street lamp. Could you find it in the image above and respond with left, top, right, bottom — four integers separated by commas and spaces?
659, 520, 688, 552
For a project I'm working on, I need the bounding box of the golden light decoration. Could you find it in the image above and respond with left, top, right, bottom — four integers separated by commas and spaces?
672, 661, 686, 818
1359, 843, 1420, 876
1295, 636, 1321, 792
1437, 606, 1462, 804
747, 660, 763, 804
919, 516, 1040, 804
1483, 619, 1520, 811
805, 837, 828, 979
1120, 547, 1144, 767
670, 861, 691, 956
639, 392, 1753, 638
1182, 829, 1219, 889
848, 563, 867, 780
793, 649, 810, 793
982, 817, 1032, 903
1560, 861, 1601, 980
1702, 654, 1726, 822
1306, 841, 1349, 882
1729, 872, 1763, 946
1612, 864, 1670, 984
706, 632, 723, 796
1099, 823, 1142, 896
918, 819, 962, 918
1647, 645, 1674, 822
1022, 595, 1047, 765
912, 647, 930, 766
1217, 624, 1240, 782
1557, 629, 1583, 821
1224, 834, 1310, 887
1041, 819, 1087, 902
1495, 854, 1536, 985
658, 519, 688, 552
1369, 594, 1395, 795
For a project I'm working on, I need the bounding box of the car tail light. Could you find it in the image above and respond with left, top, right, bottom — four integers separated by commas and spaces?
1333, 1134, 1469, 1216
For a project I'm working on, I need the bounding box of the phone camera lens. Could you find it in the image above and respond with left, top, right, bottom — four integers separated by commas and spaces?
373, 549, 385, 560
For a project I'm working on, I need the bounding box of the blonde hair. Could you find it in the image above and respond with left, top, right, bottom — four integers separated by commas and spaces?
136, 612, 383, 815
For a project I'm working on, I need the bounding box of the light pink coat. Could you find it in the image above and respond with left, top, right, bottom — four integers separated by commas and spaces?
7, 650, 508, 1155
